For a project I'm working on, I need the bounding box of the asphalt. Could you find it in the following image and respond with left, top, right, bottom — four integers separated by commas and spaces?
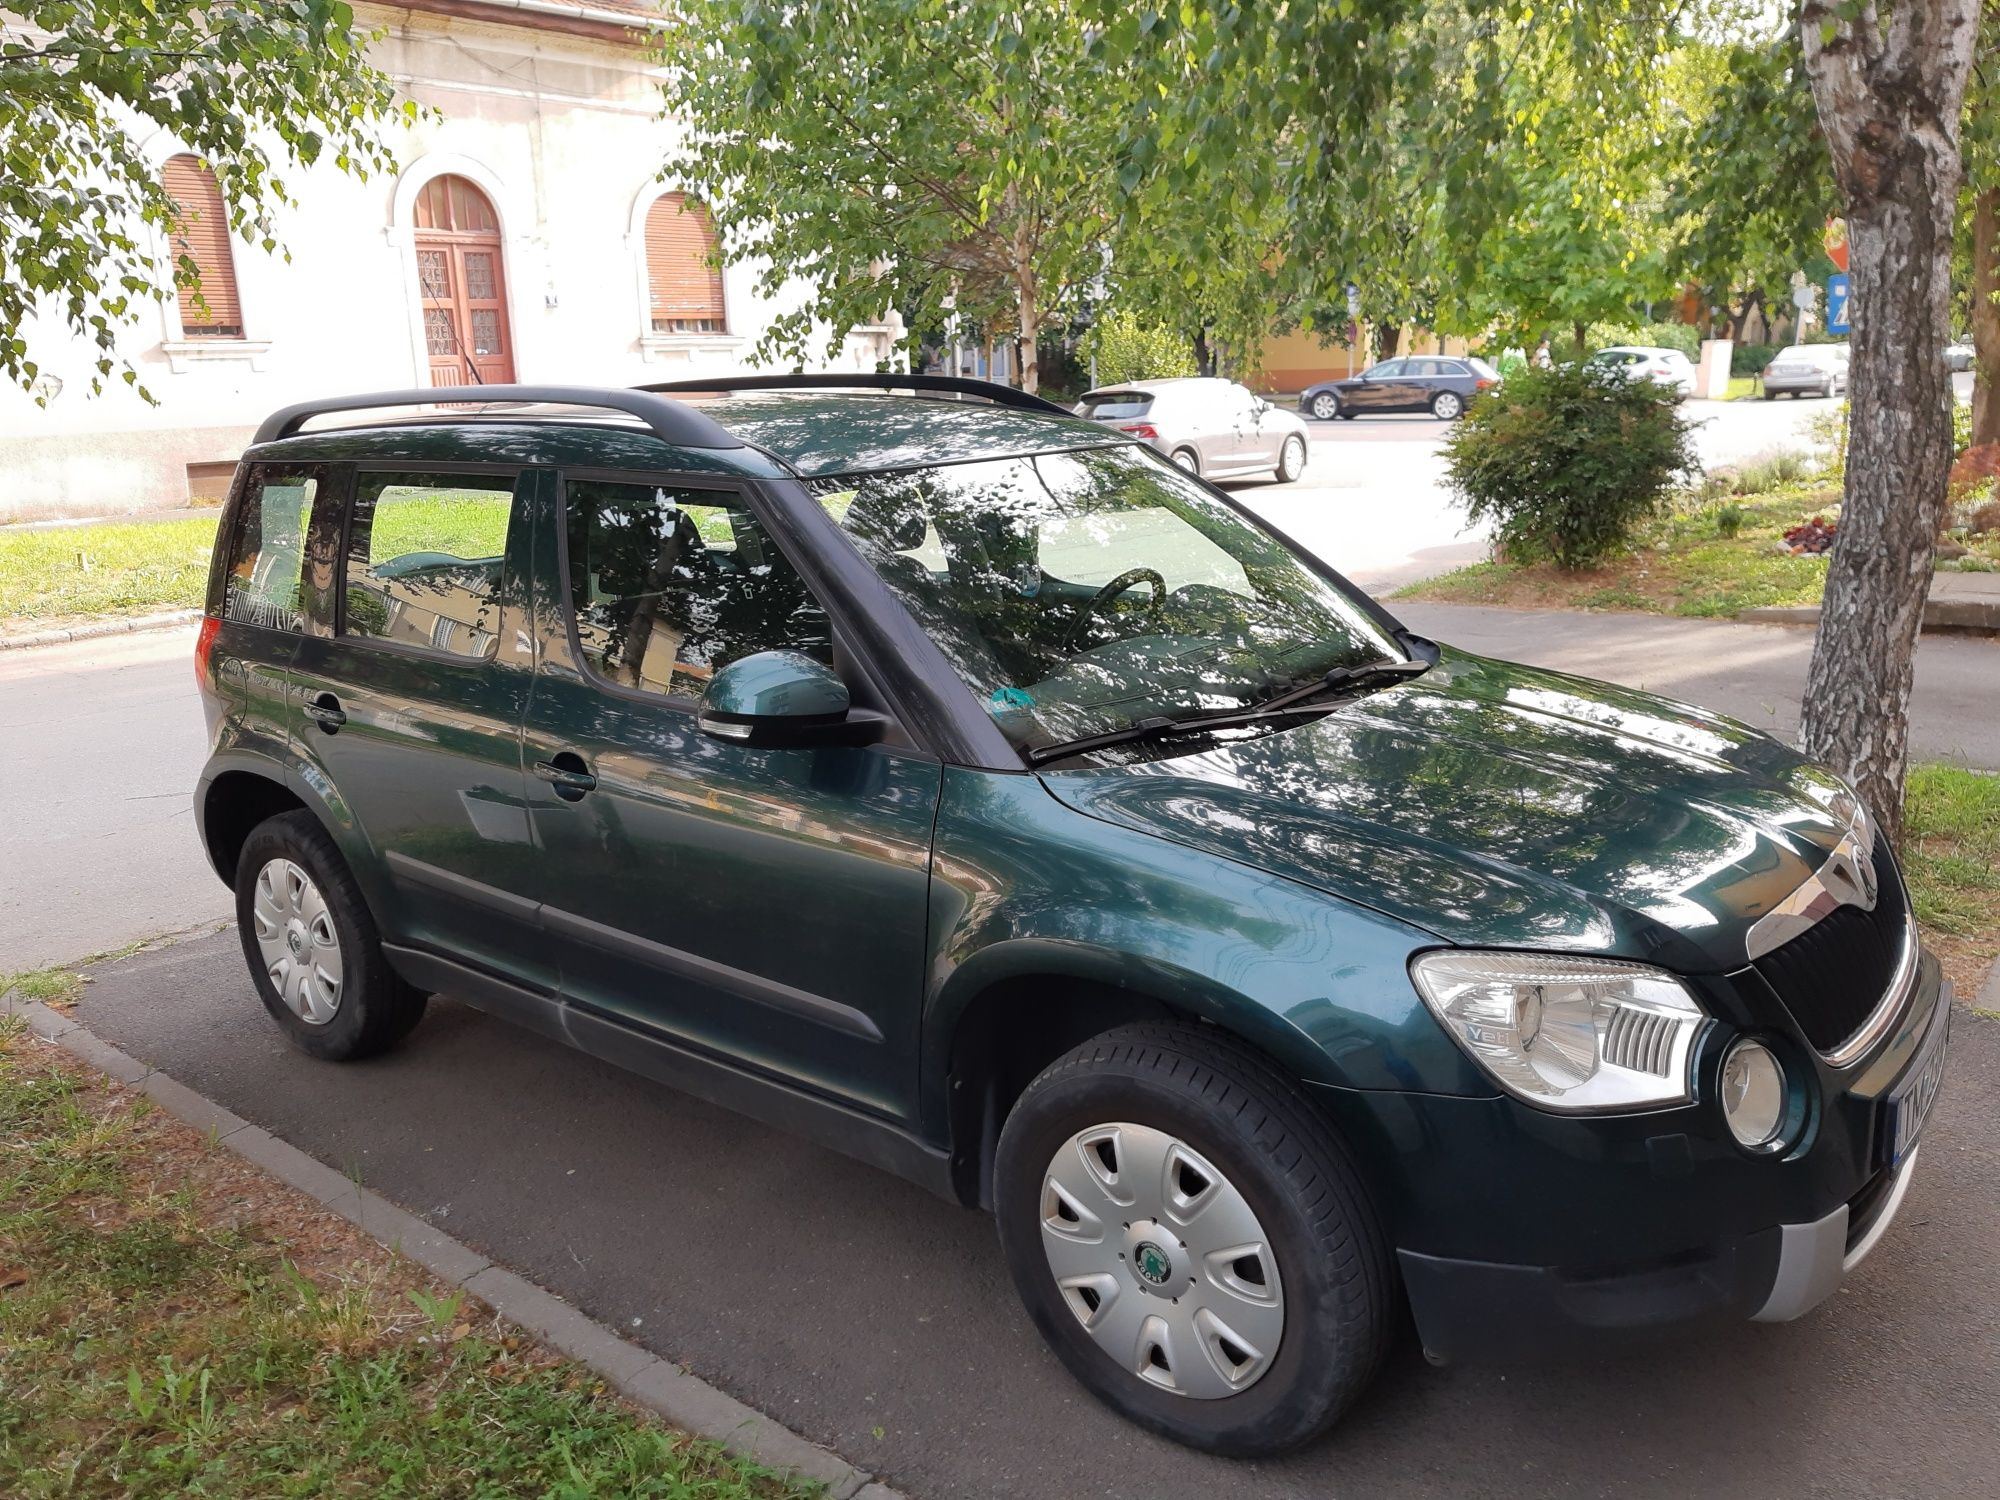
77, 930, 2000, 1499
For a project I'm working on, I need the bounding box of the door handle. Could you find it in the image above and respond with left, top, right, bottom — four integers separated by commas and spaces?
533, 754, 597, 801
301, 692, 346, 732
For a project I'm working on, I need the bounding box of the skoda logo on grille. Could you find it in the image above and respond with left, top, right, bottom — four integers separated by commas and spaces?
1134, 1241, 1172, 1286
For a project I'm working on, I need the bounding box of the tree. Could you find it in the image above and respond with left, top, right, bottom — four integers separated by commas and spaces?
1796, 0, 1978, 845
1, 0, 413, 400
658, 0, 1159, 394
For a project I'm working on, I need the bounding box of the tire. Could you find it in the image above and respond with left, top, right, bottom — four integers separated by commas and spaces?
234, 810, 427, 1061
1308, 392, 1339, 421
994, 1022, 1394, 1457
1430, 390, 1464, 421
1761, 389, 1775, 401
1169, 447, 1200, 475
1275, 434, 1307, 484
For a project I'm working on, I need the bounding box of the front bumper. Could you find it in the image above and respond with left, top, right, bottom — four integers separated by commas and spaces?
1316, 954, 1953, 1362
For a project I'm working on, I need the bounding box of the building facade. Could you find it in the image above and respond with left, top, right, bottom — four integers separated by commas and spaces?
1, 1, 898, 519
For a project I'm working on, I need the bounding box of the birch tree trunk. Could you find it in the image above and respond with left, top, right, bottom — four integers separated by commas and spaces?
1797, 0, 1977, 847
1972, 186, 2000, 447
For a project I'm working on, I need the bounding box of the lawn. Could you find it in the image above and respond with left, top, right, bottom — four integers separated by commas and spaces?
1396, 489, 1838, 619
0, 517, 219, 628
1902, 763, 2000, 1004
0, 1023, 814, 1500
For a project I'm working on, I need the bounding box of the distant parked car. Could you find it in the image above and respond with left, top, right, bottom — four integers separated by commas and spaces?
1762, 343, 1850, 399
1299, 355, 1501, 422
1945, 341, 1975, 373
1586, 345, 1696, 398
1073, 377, 1310, 482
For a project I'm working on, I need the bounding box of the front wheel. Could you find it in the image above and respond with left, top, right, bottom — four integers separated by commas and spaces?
234, 810, 427, 1060
1308, 392, 1339, 421
994, 1023, 1394, 1456
1169, 446, 1200, 475
1430, 390, 1464, 421
1275, 434, 1307, 483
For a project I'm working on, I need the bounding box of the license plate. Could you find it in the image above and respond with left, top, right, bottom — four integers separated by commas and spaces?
1883, 1001, 1951, 1167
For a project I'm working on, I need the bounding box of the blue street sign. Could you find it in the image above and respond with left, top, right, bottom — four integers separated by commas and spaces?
1827, 273, 1851, 335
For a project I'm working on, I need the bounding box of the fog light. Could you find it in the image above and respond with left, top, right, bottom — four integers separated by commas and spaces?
1720, 1038, 1787, 1149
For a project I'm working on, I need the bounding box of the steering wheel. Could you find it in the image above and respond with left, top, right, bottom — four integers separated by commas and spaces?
1064, 567, 1167, 651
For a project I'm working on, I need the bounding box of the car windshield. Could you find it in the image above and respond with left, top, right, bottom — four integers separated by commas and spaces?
812, 445, 1404, 758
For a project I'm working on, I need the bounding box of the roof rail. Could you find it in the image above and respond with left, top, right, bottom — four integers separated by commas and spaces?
635, 372, 1074, 416
251, 385, 744, 449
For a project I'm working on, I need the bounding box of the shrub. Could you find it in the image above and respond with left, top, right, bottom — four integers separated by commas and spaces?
1730, 450, 1812, 494
1442, 360, 1696, 570
1731, 341, 1779, 378
1080, 309, 1196, 387
1714, 503, 1746, 538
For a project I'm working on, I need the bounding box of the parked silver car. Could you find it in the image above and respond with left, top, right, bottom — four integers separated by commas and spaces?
1762, 343, 1850, 399
1074, 377, 1310, 482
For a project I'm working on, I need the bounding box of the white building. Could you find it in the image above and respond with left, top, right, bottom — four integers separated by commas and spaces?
0, 0, 899, 519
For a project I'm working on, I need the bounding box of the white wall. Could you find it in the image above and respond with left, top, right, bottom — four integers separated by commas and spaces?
0, 8, 893, 518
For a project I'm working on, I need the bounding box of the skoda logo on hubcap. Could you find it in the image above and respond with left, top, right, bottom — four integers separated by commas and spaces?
1134, 1241, 1172, 1287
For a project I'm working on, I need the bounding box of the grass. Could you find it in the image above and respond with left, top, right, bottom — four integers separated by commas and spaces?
1397, 489, 1837, 618
1902, 764, 2000, 1001
0, 517, 218, 628
0, 1023, 815, 1500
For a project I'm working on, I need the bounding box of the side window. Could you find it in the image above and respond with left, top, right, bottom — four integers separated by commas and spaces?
222, 466, 324, 631
342, 471, 518, 660
564, 479, 832, 699
1372, 359, 1407, 378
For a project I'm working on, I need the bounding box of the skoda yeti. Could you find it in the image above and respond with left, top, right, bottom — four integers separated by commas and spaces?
194, 375, 1951, 1455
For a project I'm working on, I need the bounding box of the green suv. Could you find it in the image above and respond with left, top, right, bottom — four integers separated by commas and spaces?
194, 375, 1950, 1455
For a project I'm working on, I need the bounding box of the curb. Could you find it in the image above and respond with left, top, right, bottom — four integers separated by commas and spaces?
0, 986, 904, 1500
0, 609, 200, 652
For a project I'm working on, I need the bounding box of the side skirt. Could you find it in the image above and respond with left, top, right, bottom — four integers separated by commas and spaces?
382, 943, 963, 1205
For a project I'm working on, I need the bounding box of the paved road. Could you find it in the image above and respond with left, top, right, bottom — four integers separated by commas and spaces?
0, 627, 229, 974
75, 931, 2000, 1499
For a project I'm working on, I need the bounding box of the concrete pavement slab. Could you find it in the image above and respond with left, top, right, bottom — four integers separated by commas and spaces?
75, 928, 2000, 1499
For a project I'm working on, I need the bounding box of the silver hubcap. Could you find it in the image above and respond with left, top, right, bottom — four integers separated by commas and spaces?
1040, 1122, 1284, 1400
251, 858, 343, 1025
1312, 395, 1336, 418
1282, 437, 1305, 476
1435, 394, 1461, 418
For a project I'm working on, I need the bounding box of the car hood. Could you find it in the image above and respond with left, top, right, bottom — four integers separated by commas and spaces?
1037, 648, 1852, 974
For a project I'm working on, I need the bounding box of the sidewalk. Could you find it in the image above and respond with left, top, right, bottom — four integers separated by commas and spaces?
1739, 569, 2000, 633
1393, 600, 2000, 770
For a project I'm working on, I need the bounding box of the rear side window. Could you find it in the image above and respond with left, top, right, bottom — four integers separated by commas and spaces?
563, 479, 832, 700
342, 470, 518, 660
221, 466, 325, 631
1079, 392, 1153, 419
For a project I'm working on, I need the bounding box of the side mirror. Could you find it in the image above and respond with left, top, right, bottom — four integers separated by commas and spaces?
697, 650, 885, 749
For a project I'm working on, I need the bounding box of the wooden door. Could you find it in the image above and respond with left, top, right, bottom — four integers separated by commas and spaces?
413, 176, 515, 387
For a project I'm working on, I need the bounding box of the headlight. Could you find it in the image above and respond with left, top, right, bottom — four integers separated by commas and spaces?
1409, 950, 1706, 1112
1719, 1038, 1788, 1149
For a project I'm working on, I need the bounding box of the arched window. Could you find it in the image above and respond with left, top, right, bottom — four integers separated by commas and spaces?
162, 155, 242, 338
645, 194, 726, 334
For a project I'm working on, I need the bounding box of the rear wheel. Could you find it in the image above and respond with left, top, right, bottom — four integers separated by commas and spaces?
1169, 446, 1200, 475
234, 810, 427, 1060
1275, 434, 1307, 483
1308, 392, 1339, 421
994, 1022, 1394, 1456
1430, 390, 1464, 421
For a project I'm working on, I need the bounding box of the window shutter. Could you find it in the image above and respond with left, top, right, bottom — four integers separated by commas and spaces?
162, 156, 243, 337
645, 194, 726, 333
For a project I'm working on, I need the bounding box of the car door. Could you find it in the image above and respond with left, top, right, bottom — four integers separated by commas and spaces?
520, 470, 942, 1123
1227, 383, 1284, 468
1353, 358, 1408, 411
288, 462, 550, 992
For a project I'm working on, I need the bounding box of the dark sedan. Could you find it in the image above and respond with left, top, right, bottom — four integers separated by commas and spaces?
1300, 355, 1501, 421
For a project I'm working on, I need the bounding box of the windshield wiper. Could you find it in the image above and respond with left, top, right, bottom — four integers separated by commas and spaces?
1024, 656, 1433, 768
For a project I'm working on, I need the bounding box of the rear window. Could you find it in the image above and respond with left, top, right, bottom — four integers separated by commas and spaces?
1776, 346, 1816, 360
221, 465, 327, 632
342, 471, 518, 660
1079, 392, 1154, 420
1466, 356, 1501, 380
